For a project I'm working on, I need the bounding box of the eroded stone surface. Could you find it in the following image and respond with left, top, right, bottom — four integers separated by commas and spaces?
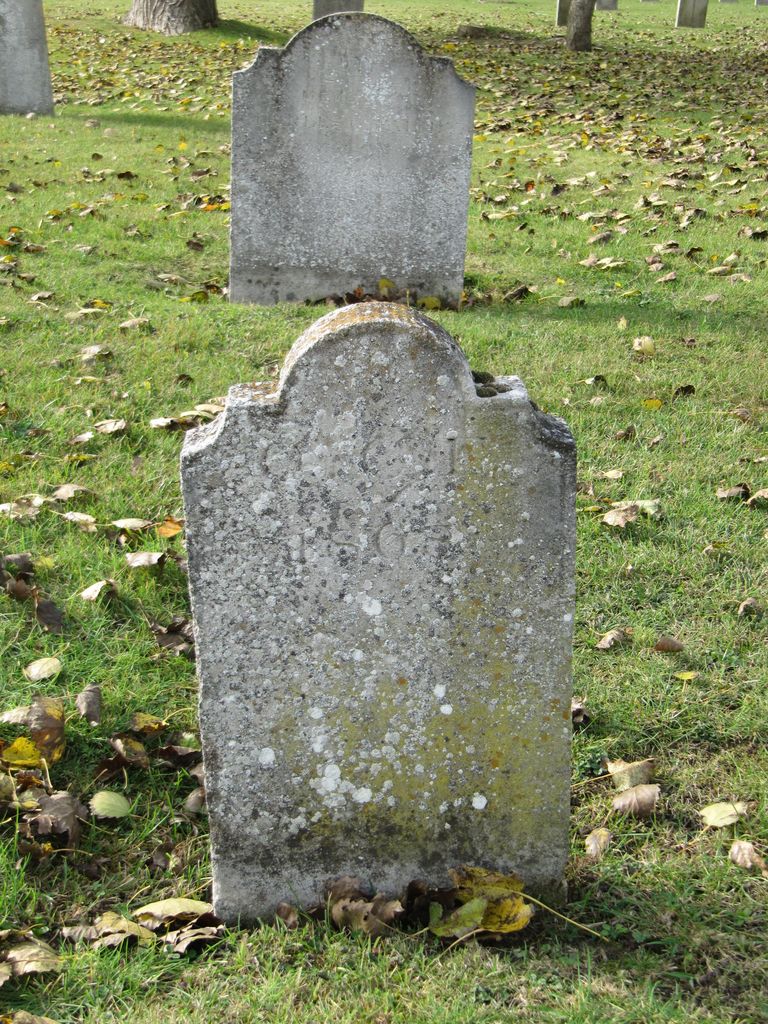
676, 0, 708, 25
229, 15, 475, 306
0, 0, 54, 116
313, 0, 363, 18
182, 302, 576, 923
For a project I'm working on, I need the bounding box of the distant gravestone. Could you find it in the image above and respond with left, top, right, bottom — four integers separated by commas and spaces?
676, 0, 708, 24
229, 15, 475, 307
0, 0, 54, 116
313, 0, 364, 17
556, 0, 571, 26
182, 302, 576, 923
596, 0, 618, 9
756, 0, 768, 7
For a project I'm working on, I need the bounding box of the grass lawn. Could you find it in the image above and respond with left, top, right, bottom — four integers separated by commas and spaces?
1, 0, 767, 1021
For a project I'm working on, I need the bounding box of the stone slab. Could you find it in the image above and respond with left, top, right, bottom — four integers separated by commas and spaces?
313, 0, 364, 17
556, 0, 571, 26
182, 302, 576, 923
596, 0, 618, 9
0, 0, 54, 116
676, 0, 708, 23
229, 15, 475, 307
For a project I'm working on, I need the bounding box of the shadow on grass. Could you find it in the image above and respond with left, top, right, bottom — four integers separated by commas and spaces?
214, 19, 290, 46
91, 109, 230, 134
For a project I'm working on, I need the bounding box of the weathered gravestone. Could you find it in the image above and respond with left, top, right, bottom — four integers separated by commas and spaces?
313, 0, 364, 17
556, 0, 571, 26
229, 15, 475, 307
0, 0, 54, 116
596, 0, 618, 10
676, 0, 708, 23
756, 0, 768, 8
182, 302, 576, 923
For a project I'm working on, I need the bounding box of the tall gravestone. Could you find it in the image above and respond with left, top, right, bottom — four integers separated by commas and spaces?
313, 0, 364, 17
229, 15, 475, 307
676, 0, 708, 24
0, 0, 54, 116
182, 302, 576, 923
556, 0, 571, 26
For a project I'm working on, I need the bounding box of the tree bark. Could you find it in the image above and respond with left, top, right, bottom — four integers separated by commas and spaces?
566, 0, 596, 50
125, 0, 218, 35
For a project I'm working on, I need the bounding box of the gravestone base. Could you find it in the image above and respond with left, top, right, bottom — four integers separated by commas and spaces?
0, 0, 54, 116
182, 303, 575, 922
676, 0, 708, 23
313, 0, 364, 16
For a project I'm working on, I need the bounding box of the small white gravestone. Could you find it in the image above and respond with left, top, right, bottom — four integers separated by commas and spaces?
182, 302, 576, 923
229, 15, 475, 307
313, 0, 364, 17
0, 0, 54, 116
556, 0, 571, 26
676, 0, 709, 23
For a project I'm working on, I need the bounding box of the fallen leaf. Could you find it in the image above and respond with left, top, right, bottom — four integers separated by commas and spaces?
133, 897, 214, 931
94, 419, 127, 435
51, 483, 91, 501
729, 840, 767, 877
737, 598, 762, 618
62, 510, 97, 532
602, 504, 639, 528
1, 935, 61, 979
110, 733, 149, 768
699, 801, 748, 828
654, 635, 685, 653
612, 783, 660, 818
606, 758, 655, 791
716, 483, 750, 501
558, 295, 585, 308
75, 684, 101, 726
125, 551, 165, 569
23, 657, 62, 682
34, 595, 65, 634
0, 696, 65, 763
129, 712, 168, 735
596, 628, 632, 650
275, 902, 299, 929
111, 518, 152, 531
26, 791, 88, 847
428, 897, 487, 939
79, 579, 117, 601
632, 336, 656, 356
156, 515, 184, 538
746, 489, 768, 508
118, 317, 151, 331
89, 791, 131, 818
570, 697, 590, 728
584, 827, 612, 862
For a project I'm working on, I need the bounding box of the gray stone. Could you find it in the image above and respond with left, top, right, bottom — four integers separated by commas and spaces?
595, 0, 618, 9
229, 15, 475, 307
0, 0, 54, 116
556, 0, 571, 26
676, 0, 708, 23
182, 302, 576, 923
313, 0, 363, 18
756, 0, 768, 7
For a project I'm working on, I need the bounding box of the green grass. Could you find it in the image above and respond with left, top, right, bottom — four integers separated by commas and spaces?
1, 0, 767, 1021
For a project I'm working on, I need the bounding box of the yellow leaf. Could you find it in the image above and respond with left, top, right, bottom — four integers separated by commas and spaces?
480, 894, 533, 934
642, 398, 663, 411
418, 295, 441, 311
1, 736, 43, 768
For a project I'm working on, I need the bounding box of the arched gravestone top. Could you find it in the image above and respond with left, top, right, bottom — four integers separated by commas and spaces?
0, 0, 54, 116
228, 15, 476, 307
181, 302, 576, 923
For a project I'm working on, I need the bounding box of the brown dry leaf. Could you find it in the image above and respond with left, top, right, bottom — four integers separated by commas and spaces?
68, 432, 95, 446
51, 483, 91, 501
275, 902, 299, 929
606, 758, 655, 791
79, 345, 112, 364
570, 697, 590, 728
1, 935, 62, 980
0, 500, 40, 521
125, 551, 165, 569
118, 317, 151, 331
94, 419, 127, 436
183, 787, 206, 815
737, 598, 762, 618
654, 635, 685, 653
154, 744, 202, 768
331, 896, 404, 937
133, 897, 214, 931
26, 791, 89, 847
699, 801, 748, 828
111, 518, 152, 531
110, 733, 149, 768
89, 911, 156, 949
162, 924, 224, 953
62, 510, 97, 533
584, 827, 612, 862
23, 657, 62, 682
558, 296, 584, 308
150, 617, 195, 658
632, 336, 656, 356
129, 712, 168, 735
34, 595, 65, 634
716, 483, 750, 501
79, 579, 118, 602
596, 628, 632, 651
602, 504, 639, 528
612, 783, 660, 818
75, 684, 101, 726
2, 552, 34, 576
729, 840, 768, 877
156, 516, 184, 539
0, 696, 65, 764
746, 489, 768, 508
3, 1011, 60, 1022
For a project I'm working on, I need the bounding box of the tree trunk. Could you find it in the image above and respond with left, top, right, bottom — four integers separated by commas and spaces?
125, 0, 218, 35
566, 0, 596, 50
